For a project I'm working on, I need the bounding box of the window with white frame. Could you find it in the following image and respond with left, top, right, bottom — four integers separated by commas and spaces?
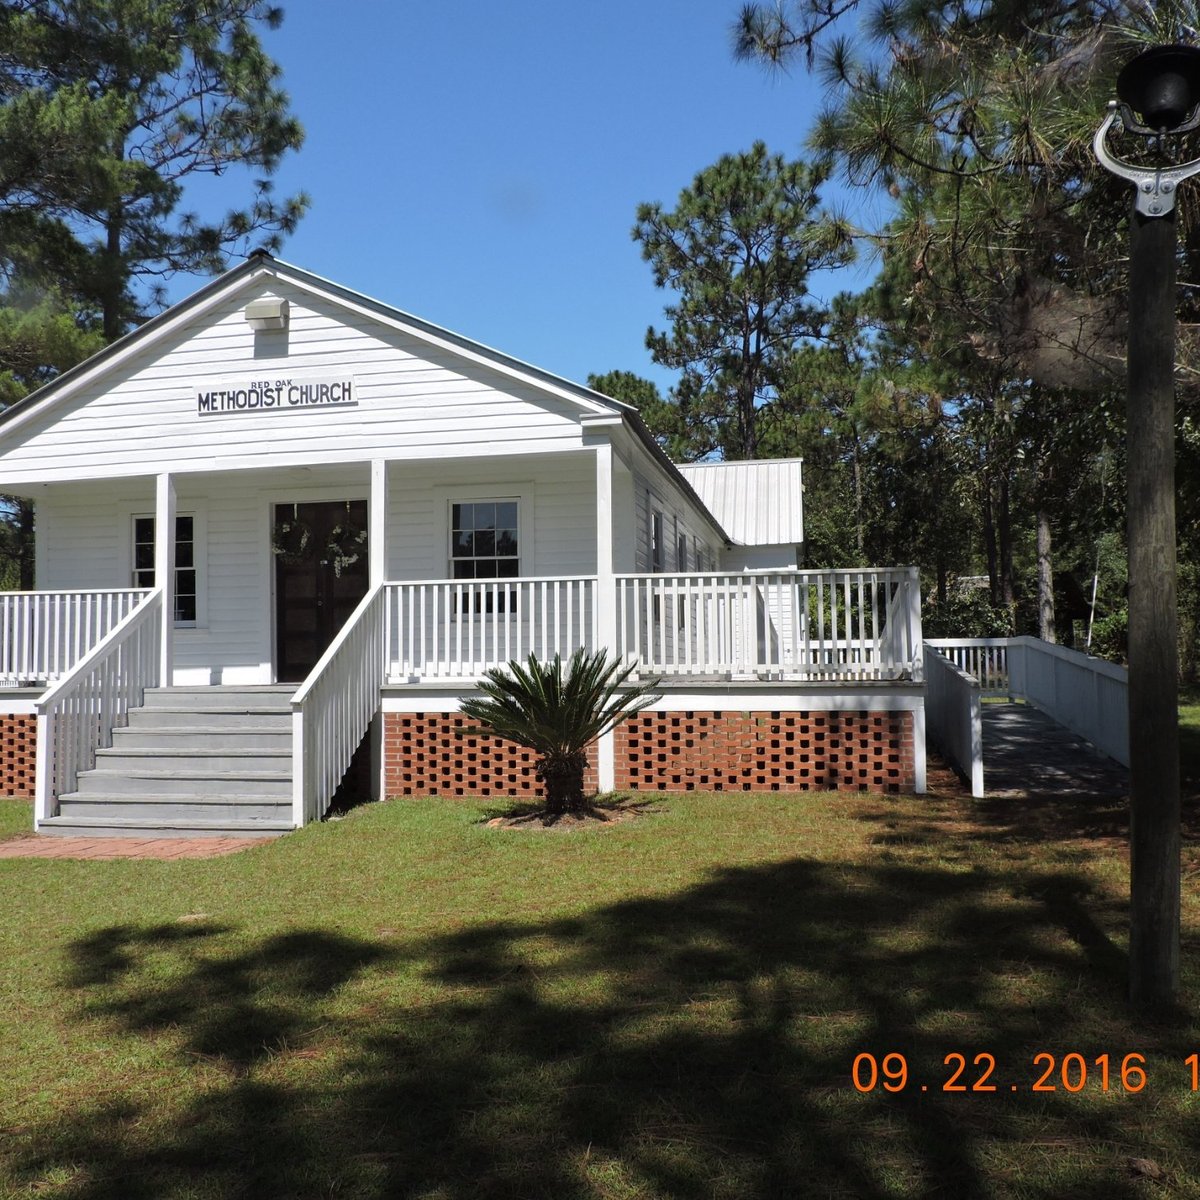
450, 500, 519, 578
677, 530, 688, 572
650, 509, 664, 573
132, 514, 199, 625
450, 500, 519, 614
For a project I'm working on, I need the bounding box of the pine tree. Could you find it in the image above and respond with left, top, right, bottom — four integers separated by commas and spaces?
0, 0, 307, 339
633, 142, 853, 460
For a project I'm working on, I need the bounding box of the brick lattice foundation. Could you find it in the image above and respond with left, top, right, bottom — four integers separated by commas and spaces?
384, 709, 914, 797
384, 713, 599, 798
0, 714, 37, 798
617, 710, 914, 793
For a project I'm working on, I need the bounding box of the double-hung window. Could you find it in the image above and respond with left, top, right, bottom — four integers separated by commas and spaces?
451, 500, 519, 613
132, 514, 199, 625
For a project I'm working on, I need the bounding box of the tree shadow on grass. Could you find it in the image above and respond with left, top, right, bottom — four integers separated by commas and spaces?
65, 924, 386, 1070
7, 847, 1197, 1199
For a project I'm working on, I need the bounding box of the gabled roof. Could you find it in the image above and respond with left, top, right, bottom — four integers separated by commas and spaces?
0, 253, 632, 433
0, 253, 732, 545
676, 458, 804, 546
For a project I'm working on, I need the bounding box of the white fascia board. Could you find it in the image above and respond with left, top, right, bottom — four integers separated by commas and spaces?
0, 265, 276, 440
637, 684, 926, 711
382, 681, 926, 713
271, 265, 623, 420
0, 438, 592, 488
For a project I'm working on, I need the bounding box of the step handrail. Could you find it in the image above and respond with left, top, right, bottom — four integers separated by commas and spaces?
34, 588, 163, 824
291, 581, 386, 826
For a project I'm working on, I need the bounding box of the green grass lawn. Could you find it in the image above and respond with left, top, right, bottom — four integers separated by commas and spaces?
1, 786, 1198, 1200
1178, 689, 1200, 798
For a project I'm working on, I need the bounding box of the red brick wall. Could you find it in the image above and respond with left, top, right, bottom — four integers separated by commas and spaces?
383, 709, 914, 797
615, 710, 914, 793
0, 713, 37, 798
384, 713, 599, 798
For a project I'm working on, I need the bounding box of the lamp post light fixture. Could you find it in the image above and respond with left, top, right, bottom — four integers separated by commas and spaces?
1094, 42, 1200, 1009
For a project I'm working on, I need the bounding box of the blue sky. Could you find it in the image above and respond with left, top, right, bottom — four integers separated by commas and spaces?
171, 0, 887, 392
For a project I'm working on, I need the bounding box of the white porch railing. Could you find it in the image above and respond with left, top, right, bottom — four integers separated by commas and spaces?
292, 583, 387, 825
1008, 637, 1129, 766
925, 637, 1010, 697
383, 576, 596, 681
0, 589, 149, 686
927, 636, 1130, 790
614, 567, 922, 680
34, 589, 163, 823
924, 646, 984, 797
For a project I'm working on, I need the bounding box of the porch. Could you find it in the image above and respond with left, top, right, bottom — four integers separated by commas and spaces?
2, 566, 924, 834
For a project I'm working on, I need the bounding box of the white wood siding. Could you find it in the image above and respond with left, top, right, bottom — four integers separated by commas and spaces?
32, 454, 598, 683
36, 481, 140, 591
36, 476, 271, 683
0, 279, 587, 486
632, 469, 719, 573
383, 453, 597, 580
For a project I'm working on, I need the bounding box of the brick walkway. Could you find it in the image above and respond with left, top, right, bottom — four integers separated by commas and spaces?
0, 835, 266, 860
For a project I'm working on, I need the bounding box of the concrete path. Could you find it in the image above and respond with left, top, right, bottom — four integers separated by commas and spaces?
982, 702, 1129, 800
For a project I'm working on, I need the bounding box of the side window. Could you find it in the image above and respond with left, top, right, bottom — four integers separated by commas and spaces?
650, 509, 664, 573
132, 514, 198, 625
677, 531, 688, 572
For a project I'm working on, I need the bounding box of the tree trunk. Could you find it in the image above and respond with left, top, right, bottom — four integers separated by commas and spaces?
983, 485, 999, 603
1126, 204, 1181, 1009
102, 211, 125, 342
851, 436, 864, 559
1036, 509, 1056, 643
539, 752, 588, 816
999, 474, 1015, 608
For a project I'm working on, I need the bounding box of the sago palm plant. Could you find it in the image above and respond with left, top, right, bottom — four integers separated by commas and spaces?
459, 649, 659, 815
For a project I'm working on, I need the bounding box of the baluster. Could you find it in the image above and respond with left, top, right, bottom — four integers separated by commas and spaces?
686, 576, 696, 672
566, 578, 576, 657
455, 584, 465, 676
514, 580, 524, 662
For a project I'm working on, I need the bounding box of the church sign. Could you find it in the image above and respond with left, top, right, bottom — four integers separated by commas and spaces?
196, 375, 356, 416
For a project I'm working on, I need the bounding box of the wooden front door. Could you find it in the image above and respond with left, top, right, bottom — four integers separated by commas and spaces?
273, 500, 369, 682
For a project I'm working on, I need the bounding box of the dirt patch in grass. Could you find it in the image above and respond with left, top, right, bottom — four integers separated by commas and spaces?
481, 793, 662, 830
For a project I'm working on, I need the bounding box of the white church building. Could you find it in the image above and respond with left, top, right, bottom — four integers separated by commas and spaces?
0, 254, 925, 836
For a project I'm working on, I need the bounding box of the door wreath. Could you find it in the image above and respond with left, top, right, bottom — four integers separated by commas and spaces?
326, 520, 367, 577
272, 514, 314, 564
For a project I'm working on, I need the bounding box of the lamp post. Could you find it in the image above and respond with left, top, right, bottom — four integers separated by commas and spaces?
1094, 43, 1200, 1009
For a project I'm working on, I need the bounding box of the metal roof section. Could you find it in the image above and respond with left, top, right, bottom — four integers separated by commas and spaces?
676, 458, 804, 546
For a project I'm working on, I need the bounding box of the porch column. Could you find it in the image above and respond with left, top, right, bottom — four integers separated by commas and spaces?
155, 472, 176, 685
368, 461, 389, 804
595, 442, 616, 791
912, 702, 928, 795
369, 459, 389, 588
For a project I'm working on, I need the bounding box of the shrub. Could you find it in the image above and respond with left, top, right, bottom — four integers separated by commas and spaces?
459, 649, 659, 815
